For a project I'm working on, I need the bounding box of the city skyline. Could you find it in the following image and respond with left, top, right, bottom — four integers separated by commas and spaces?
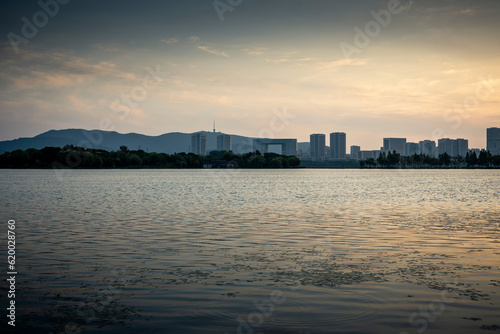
1, 1, 500, 150
2, 125, 498, 159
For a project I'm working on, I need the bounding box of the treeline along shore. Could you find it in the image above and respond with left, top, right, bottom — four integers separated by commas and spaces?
1, 146, 499, 169
0, 145, 301, 169
359, 150, 500, 169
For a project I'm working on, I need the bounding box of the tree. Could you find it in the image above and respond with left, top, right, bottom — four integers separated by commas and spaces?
478, 151, 488, 167
10, 149, 30, 168
82, 152, 103, 168
223, 151, 237, 161
0, 146, 305, 170
466, 151, 478, 167
365, 158, 376, 167
249, 155, 265, 168
144, 152, 162, 167
377, 152, 388, 167
492, 155, 500, 167
287, 156, 301, 168
387, 150, 400, 166
126, 153, 142, 167
270, 157, 283, 168
439, 153, 451, 166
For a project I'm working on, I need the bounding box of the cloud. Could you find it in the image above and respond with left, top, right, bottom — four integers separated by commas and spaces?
92, 44, 121, 52
2, 51, 137, 91
242, 48, 265, 56
290, 58, 369, 84
188, 36, 200, 43
197, 45, 229, 57
318, 58, 369, 69
419, 4, 481, 18
12, 71, 85, 89
68, 95, 96, 113
264, 58, 289, 63
453, 8, 475, 16
161, 38, 178, 44
62, 59, 135, 79
401, 0, 414, 12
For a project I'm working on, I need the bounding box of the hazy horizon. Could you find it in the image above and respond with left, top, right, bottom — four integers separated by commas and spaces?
1, 0, 500, 150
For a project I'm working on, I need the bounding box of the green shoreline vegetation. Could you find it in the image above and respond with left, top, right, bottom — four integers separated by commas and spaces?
0, 146, 499, 169
359, 150, 500, 169
0, 145, 301, 169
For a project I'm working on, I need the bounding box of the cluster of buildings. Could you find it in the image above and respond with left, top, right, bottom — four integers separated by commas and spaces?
304, 128, 500, 161
190, 127, 500, 160
309, 133, 347, 160
191, 133, 232, 155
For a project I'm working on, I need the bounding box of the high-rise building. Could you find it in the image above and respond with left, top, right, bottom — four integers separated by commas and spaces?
350, 145, 361, 160
470, 148, 481, 156
330, 132, 346, 159
487, 127, 500, 155
254, 139, 297, 156
455, 138, 468, 157
438, 138, 454, 156
359, 150, 378, 160
405, 142, 419, 156
438, 138, 468, 157
419, 140, 436, 157
216, 134, 232, 152
310, 134, 326, 160
383, 138, 406, 155
359, 151, 371, 160
191, 133, 206, 156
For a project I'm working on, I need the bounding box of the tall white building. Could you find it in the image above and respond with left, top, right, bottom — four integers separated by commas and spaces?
456, 138, 469, 157
383, 138, 406, 155
438, 138, 468, 157
487, 127, 500, 155
216, 134, 232, 152
359, 150, 375, 160
405, 142, 419, 156
438, 138, 454, 156
419, 140, 436, 157
310, 134, 326, 160
350, 145, 361, 160
191, 133, 207, 156
330, 132, 346, 159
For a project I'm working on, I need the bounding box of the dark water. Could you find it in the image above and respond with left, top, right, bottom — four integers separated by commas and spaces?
1, 169, 499, 333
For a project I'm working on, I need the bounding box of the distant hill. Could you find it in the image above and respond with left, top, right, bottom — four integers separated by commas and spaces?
0, 129, 259, 155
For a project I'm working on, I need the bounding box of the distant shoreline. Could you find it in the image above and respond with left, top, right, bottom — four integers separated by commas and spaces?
1, 166, 499, 170
1, 146, 499, 170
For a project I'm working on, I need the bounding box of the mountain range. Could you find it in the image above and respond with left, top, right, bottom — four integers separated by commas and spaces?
0, 129, 309, 155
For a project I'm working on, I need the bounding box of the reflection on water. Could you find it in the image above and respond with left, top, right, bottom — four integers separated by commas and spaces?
0, 169, 499, 333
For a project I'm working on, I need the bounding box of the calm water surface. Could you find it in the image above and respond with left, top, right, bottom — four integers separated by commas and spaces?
1, 169, 499, 333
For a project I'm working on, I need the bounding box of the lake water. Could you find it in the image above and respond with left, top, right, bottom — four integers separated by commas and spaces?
1, 169, 499, 333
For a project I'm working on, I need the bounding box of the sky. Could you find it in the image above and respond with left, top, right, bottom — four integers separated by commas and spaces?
1, 0, 499, 150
